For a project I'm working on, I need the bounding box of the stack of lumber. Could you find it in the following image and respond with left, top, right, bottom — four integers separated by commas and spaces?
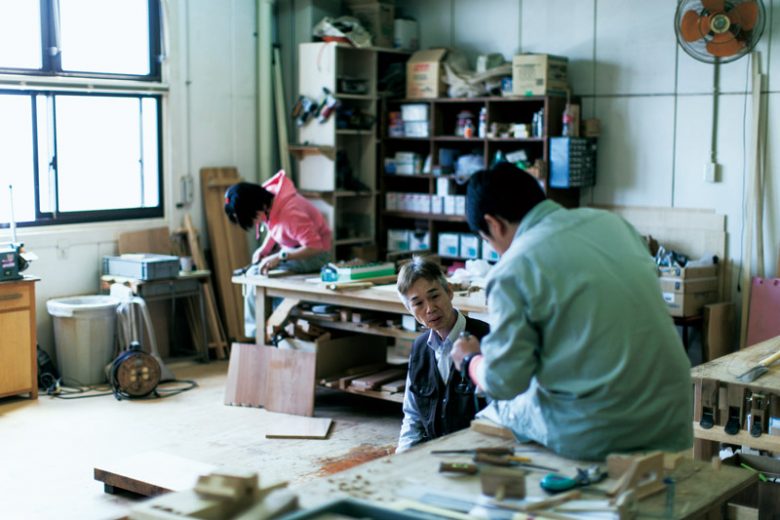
200, 167, 251, 342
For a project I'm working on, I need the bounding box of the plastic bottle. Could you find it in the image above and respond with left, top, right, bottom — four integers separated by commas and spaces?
562, 104, 573, 137
463, 120, 475, 139
535, 108, 544, 137
478, 107, 487, 138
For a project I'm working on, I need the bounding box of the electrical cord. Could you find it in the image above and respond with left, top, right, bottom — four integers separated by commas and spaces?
46, 377, 198, 400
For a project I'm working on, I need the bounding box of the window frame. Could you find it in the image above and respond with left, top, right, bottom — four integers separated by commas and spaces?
0, 0, 166, 229
0, 0, 162, 82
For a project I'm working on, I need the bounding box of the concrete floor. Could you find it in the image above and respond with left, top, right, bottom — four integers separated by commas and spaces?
0, 360, 403, 520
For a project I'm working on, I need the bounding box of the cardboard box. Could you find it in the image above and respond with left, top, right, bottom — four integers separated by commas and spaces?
387, 229, 410, 251
660, 275, 719, 317
438, 233, 460, 258
511, 54, 568, 96
460, 235, 480, 259
657, 265, 718, 279
348, 1, 394, 48
394, 18, 419, 51
482, 241, 500, 262
407, 49, 447, 99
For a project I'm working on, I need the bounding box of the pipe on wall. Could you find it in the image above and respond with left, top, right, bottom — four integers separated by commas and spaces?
258, 0, 275, 182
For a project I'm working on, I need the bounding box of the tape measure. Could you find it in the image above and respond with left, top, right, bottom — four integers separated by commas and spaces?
109, 341, 161, 400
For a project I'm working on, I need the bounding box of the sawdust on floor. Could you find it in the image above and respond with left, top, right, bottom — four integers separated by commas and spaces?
316, 444, 396, 476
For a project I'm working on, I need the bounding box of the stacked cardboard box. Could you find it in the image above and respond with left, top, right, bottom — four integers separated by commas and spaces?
658, 265, 719, 317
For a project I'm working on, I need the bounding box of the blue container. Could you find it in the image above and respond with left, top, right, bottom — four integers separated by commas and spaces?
549, 137, 598, 188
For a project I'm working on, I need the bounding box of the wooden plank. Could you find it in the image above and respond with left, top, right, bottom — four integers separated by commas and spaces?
350, 368, 407, 390
117, 227, 172, 255
265, 298, 300, 343
470, 419, 516, 440
224, 342, 266, 407
224, 342, 317, 416
94, 451, 215, 497
703, 302, 736, 361
183, 214, 229, 359
200, 167, 251, 342
380, 379, 406, 393
265, 414, 332, 439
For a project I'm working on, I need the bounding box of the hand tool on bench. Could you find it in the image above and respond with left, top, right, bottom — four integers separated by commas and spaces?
540, 465, 607, 493
474, 452, 559, 472
737, 348, 780, 383
431, 447, 515, 456
438, 462, 479, 475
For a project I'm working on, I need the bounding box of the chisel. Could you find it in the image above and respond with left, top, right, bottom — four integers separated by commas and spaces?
431, 447, 514, 456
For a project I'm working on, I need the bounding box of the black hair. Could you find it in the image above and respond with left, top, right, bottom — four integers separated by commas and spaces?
224, 182, 274, 231
465, 162, 546, 236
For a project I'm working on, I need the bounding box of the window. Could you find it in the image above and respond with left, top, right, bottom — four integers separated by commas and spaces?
0, 0, 163, 227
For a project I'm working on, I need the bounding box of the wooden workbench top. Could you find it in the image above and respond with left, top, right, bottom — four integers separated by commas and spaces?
233, 273, 489, 315
691, 334, 780, 391
291, 427, 756, 519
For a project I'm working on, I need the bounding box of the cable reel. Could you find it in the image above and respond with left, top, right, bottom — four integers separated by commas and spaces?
109, 341, 162, 400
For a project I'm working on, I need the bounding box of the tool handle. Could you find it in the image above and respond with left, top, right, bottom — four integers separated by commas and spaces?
439, 462, 478, 475
475, 447, 515, 455
758, 350, 780, 367
474, 453, 513, 466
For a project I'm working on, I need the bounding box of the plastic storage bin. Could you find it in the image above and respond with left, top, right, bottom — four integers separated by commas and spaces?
46, 295, 120, 385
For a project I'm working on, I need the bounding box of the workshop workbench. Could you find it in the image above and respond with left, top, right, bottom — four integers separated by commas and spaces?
691, 334, 780, 460
290, 426, 756, 519
101, 270, 211, 362
232, 273, 489, 346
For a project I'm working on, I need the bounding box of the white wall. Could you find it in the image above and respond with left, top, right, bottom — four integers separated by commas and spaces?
22, 0, 258, 355
397, 0, 780, 304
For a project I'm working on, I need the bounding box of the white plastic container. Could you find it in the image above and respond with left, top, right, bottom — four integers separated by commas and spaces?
47, 295, 120, 385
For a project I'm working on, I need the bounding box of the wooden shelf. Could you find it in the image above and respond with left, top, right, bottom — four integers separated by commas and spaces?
337, 129, 374, 135
336, 93, 375, 100
301, 190, 374, 199
334, 237, 374, 246
434, 136, 483, 142
693, 422, 780, 452
337, 385, 404, 404
488, 137, 545, 142
383, 210, 466, 222
289, 144, 336, 160
385, 136, 430, 141
305, 317, 419, 341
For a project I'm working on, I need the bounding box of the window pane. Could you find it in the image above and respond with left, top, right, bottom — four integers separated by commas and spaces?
37, 95, 56, 214
0, 3, 42, 70
59, 0, 151, 75
141, 98, 159, 207
0, 95, 36, 225
55, 95, 159, 212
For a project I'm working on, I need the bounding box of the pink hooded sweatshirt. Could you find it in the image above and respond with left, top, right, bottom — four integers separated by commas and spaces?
257, 170, 332, 254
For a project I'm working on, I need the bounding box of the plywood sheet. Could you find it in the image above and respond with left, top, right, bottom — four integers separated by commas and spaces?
746, 278, 780, 347
118, 227, 172, 255
224, 342, 317, 416
94, 451, 215, 497
265, 414, 332, 439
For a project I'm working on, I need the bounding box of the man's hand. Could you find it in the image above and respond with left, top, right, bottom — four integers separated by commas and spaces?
452, 333, 481, 371
259, 254, 281, 275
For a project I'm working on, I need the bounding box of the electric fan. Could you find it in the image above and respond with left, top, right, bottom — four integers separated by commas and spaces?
675, 0, 765, 63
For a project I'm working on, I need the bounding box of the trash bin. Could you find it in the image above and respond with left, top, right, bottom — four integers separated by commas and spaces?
46, 295, 120, 385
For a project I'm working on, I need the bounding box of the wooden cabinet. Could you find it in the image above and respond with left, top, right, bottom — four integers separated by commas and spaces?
0, 278, 38, 399
378, 95, 581, 262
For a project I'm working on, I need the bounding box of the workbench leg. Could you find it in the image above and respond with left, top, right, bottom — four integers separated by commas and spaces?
255, 287, 270, 346
197, 289, 209, 362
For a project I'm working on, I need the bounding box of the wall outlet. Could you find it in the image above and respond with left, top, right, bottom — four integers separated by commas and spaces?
704, 162, 719, 183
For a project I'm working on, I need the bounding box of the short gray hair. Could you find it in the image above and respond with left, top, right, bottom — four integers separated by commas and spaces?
396, 256, 449, 302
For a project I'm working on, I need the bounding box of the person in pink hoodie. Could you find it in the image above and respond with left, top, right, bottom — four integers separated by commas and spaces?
225, 170, 332, 337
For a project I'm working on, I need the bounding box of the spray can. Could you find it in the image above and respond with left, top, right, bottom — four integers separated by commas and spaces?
478, 107, 487, 138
